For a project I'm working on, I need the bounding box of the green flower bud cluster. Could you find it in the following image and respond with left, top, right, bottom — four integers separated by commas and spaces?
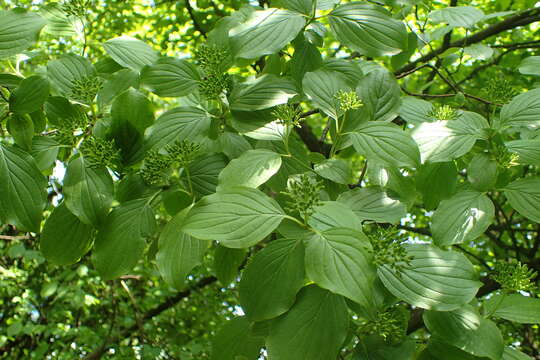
495, 145, 520, 168
428, 104, 458, 121
283, 174, 324, 223
194, 44, 228, 70
271, 104, 301, 128
334, 90, 363, 112
70, 76, 103, 104
368, 227, 413, 275
140, 150, 171, 186
491, 261, 537, 292
79, 136, 119, 169
62, 0, 90, 18
165, 140, 200, 167
484, 78, 519, 104
195, 44, 232, 100
54, 111, 89, 146
360, 307, 407, 344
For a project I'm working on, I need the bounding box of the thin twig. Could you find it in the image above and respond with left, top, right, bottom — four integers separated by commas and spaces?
185, 0, 207, 38
0, 235, 30, 240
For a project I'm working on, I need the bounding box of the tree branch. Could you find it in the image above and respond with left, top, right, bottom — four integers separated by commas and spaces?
185, 0, 207, 38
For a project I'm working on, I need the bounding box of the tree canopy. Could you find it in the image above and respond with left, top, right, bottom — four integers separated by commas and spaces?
1, 0, 540, 359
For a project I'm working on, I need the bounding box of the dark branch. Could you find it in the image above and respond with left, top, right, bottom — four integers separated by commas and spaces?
185, 0, 207, 38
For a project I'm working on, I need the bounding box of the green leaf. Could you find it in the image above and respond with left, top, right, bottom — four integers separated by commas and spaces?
338, 187, 407, 224
92, 198, 156, 280
432, 190, 495, 246
0, 9, 46, 59
182, 186, 285, 248
349, 122, 420, 168
500, 88, 540, 130
47, 54, 95, 95
266, 285, 349, 360
229, 74, 297, 111
63, 156, 114, 227
412, 112, 489, 163
218, 149, 282, 189
378, 244, 482, 311
40, 203, 93, 265
97, 68, 139, 106
421, 339, 491, 360
424, 305, 504, 360
211, 317, 264, 360
467, 154, 497, 191
31, 136, 60, 171
144, 106, 210, 151
188, 153, 228, 197
40, 3, 77, 37
156, 209, 211, 290
328, 2, 408, 57
505, 139, 540, 165
0, 143, 47, 232
9, 76, 50, 114
229, 9, 306, 59
218, 132, 252, 159
485, 294, 540, 324
429, 7, 484, 28
290, 36, 323, 82
239, 238, 305, 321
503, 178, 540, 222
354, 336, 416, 360
357, 69, 401, 122
7, 114, 34, 150
214, 245, 246, 286
305, 227, 377, 310
503, 347, 533, 360
103, 36, 158, 71
416, 161, 458, 210
140, 57, 200, 97
314, 158, 352, 184
464, 44, 493, 60
309, 201, 363, 232
280, 0, 315, 15
399, 97, 434, 125
518, 56, 540, 76
303, 69, 350, 119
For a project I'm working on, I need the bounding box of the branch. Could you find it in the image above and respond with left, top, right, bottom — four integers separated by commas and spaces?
295, 122, 331, 157
185, 0, 207, 38
0, 235, 30, 240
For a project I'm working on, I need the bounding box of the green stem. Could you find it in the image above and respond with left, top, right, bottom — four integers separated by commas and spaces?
486, 292, 507, 318
184, 166, 194, 196
330, 112, 347, 157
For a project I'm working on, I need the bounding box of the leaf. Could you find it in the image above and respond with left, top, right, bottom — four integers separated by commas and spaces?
290, 36, 323, 82
156, 209, 211, 290
464, 44, 493, 60
218, 149, 282, 189
40, 203, 93, 265
97, 68, 139, 106
467, 154, 497, 191
266, 285, 349, 360
412, 112, 489, 163
518, 56, 540, 76
485, 294, 540, 324
305, 227, 377, 310
218, 132, 252, 159
349, 122, 420, 168
314, 158, 352, 184
229, 8, 306, 59
31, 136, 60, 171
421, 339, 491, 360
103, 36, 158, 71
182, 186, 285, 248
210, 317, 265, 360
429, 7, 484, 28
378, 244, 482, 311
0, 9, 46, 59
354, 336, 416, 360
503, 347, 533, 360
328, 2, 408, 57
432, 190, 495, 246
357, 69, 401, 122
47, 54, 95, 95
140, 57, 200, 97
214, 245, 246, 286
499, 88, 540, 130
188, 153, 228, 197
505, 139, 540, 165
303, 69, 350, 119
9, 76, 50, 114
144, 106, 210, 151
239, 238, 305, 321
0, 143, 47, 232
308, 201, 363, 232
503, 178, 540, 222
338, 187, 407, 224
92, 198, 156, 280
63, 156, 114, 227
399, 97, 434, 125
7, 114, 34, 150
416, 161, 458, 210
424, 305, 504, 360
280, 0, 315, 15
40, 3, 77, 37
229, 74, 297, 111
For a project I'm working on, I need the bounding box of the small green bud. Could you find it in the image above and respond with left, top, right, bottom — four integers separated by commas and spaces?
282, 174, 324, 223
360, 306, 408, 345
199, 73, 232, 100
79, 136, 119, 169
368, 227, 413, 275
70, 76, 103, 104
428, 104, 458, 121
194, 44, 228, 71
271, 104, 301, 128
484, 78, 519, 104
491, 261, 537, 292
62, 0, 90, 18
165, 140, 200, 167
140, 150, 173, 185
334, 90, 363, 112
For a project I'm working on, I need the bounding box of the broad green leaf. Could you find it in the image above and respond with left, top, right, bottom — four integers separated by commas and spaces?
420, 339, 490, 360
156, 209, 211, 290
500, 88, 540, 129
40, 203, 93, 265
424, 305, 504, 360
399, 97, 434, 125
239, 238, 305, 321
145, 106, 211, 150
303, 69, 350, 119
9, 76, 50, 114
218, 132, 252, 159
231, 110, 287, 141
44, 96, 86, 127
518, 56, 540, 76
305, 227, 377, 310
464, 44, 493, 60
47, 54, 95, 95
485, 294, 540, 324
0, 143, 47, 232
280, 0, 315, 15
503, 347, 533, 360
467, 154, 497, 191
429, 7, 484, 28
0, 73, 22, 88
211, 317, 265, 360
505, 139, 540, 165
40, 3, 77, 37
214, 245, 246, 286
354, 336, 416, 360
378, 244, 482, 311
218, 149, 282, 189
93, 198, 156, 280
503, 178, 540, 222
140, 57, 200, 97
314, 158, 352, 184
349, 122, 420, 168
0, 9, 46, 59
412, 112, 489, 163
308, 201, 362, 231
31, 136, 60, 171
182, 186, 285, 248
188, 153, 228, 197
416, 161, 457, 210
229, 9, 306, 59
432, 190, 495, 246
290, 36, 323, 82
7, 114, 34, 150
97, 68, 139, 106
229, 74, 297, 111
338, 187, 407, 224
357, 69, 401, 122
63, 156, 114, 227
103, 36, 158, 71
328, 2, 408, 57
267, 285, 349, 360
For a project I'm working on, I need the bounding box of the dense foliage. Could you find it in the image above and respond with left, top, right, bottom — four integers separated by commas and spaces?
1, 0, 540, 359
